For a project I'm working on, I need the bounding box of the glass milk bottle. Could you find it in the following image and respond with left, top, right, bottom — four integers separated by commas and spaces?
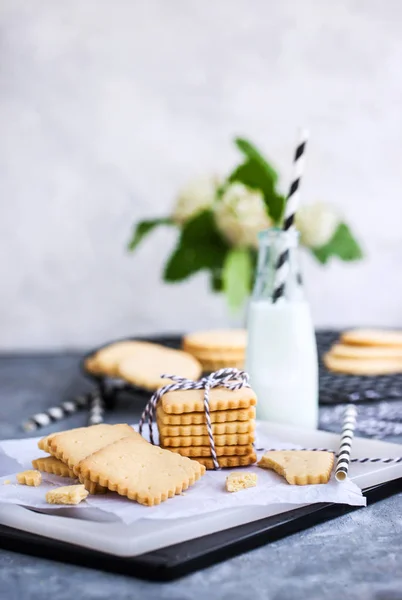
246, 229, 318, 429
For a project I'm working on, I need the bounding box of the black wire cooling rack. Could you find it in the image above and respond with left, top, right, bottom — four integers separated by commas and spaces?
83, 331, 402, 407
317, 330, 402, 405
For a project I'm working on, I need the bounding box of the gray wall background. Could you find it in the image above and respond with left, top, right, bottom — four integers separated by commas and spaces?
1, 0, 401, 350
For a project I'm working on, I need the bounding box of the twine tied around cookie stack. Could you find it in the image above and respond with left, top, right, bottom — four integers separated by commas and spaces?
139, 368, 251, 470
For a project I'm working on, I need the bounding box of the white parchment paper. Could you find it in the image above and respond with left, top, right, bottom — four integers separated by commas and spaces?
0, 424, 365, 524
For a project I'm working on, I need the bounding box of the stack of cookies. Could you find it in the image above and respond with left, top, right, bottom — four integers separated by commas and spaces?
324, 329, 402, 376
182, 329, 247, 372
157, 386, 257, 469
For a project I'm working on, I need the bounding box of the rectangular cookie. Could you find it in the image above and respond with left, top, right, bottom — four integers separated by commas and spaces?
32, 456, 75, 478
194, 451, 257, 470
157, 420, 255, 437
77, 436, 206, 506
163, 444, 255, 457
156, 405, 256, 425
45, 424, 141, 474
32, 455, 108, 494
159, 431, 255, 447
161, 387, 257, 414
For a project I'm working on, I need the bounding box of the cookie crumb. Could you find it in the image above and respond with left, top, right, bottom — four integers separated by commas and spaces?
226, 471, 257, 492
16, 470, 42, 487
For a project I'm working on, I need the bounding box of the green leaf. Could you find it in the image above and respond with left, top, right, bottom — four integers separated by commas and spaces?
210, 269, 224, 292
127, 218, 173, 251
163, 210, 229, 282
222, 247, 253, 311
312, 223, 364, 265
235, 138, 279, 185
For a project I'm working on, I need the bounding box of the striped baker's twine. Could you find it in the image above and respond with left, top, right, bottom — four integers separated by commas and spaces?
22, 395, 90, 432
335, 404, 357, 481
87, 391, 105, 426
139, 368, 250, 471
258, 448, 402, 464
272, 130, 308, 303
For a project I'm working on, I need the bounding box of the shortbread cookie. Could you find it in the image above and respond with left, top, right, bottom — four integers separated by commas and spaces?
44, 424, 139, 473
330, 343, 402, 359
197, 357, 245, 372
196, 452, 257, 470
38, 432, 59, 453
226, 471, 258, 492
340, 329, 402, 348
323, 353, 402, 375
156, 405, 256, 425
159, 431, 255, 447
117, 345, 202, 391
258, 451, 334, 485
166, 444, 255, 457
157, 420, 255, 437
32, 456, 75, 478
85, 341, 156, 377
183, 329, 246, 371
183, 329, 247, 352
16, 470, 42, 487
77, 436, 205, 506
32, 455, 105, 494
46, 484, 89, 505
161, 386, 257, 415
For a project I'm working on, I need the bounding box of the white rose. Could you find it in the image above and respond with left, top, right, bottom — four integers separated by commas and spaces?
296, 202, 340, 248
214, 183, 272, 248
172, 175, 220, 225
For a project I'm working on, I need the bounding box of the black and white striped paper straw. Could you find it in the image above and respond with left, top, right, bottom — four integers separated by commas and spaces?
272, 129, 308, 303
335, 404, 357, 481
22, 395, 89, 432
87, 391, 106, 426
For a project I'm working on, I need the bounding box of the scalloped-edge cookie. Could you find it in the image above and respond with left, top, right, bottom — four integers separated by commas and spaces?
160, 431, 255, 447
165, 444, 255, 457
32, 455, 106, 494
156, 405, 256, 425
117, 345, 202, 391
16, 470, 42, 487
32, 456, 75, 478
196, 452, 257, 470
157, 419, 255, 438
77, 436, 206, 506
47, 424, 140, 474
258, 451, 334, 485
161, 387, 257, 415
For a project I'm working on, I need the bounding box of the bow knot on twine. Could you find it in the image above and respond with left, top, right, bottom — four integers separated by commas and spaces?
139, 368, 250, 470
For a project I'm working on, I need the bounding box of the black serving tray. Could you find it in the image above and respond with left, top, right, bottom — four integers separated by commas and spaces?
0, 478, 400, 581
82, 331, 402, 406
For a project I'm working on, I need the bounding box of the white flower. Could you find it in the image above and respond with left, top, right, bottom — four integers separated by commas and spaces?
214, 183, 272, 248
172, 175, 220, 225
296, 202, 340, 248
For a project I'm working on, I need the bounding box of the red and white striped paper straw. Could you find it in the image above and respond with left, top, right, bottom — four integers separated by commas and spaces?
335, 404, 358, 481
272, 129, 309, 303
